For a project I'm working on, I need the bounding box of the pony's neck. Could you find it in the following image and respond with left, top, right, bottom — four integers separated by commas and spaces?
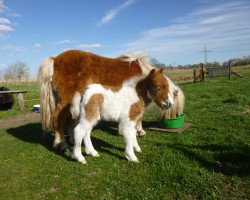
135, 77, 152, 107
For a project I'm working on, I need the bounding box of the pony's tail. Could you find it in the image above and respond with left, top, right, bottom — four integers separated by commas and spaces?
38, 57, 55, 132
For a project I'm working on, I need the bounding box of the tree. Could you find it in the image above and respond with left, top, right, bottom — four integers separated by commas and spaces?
1, 61, 30, 84
2, 66, 15, 84
150, 57, 166, 68
10, 60, 30, 83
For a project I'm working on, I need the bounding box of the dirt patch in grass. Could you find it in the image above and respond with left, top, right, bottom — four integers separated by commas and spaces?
243, 106, 250, 114
0, 112, 40, 129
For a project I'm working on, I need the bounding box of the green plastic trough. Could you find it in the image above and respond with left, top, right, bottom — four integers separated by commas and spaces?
159, 114, 185, 129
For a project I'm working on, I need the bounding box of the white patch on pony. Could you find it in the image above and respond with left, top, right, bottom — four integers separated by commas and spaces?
70, 91, 81, 119
168, 93, 174, 106
81, 78, 141, 122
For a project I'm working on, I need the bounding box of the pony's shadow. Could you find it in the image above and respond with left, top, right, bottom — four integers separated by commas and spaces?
91, 121, 124, 160
94, 121, 119, 136
6, 123, 75, 161
167, 143, 250, 177
6, 122, 124, 161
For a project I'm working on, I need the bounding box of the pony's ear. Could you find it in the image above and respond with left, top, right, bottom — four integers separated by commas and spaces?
159, 68, 164, 74
149, 69, 156, 78
173, 89, 178, 96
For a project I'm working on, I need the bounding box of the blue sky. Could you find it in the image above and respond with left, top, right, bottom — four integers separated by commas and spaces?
1, 0, 250, 75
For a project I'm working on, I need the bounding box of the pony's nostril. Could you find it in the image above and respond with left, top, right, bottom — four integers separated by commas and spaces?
167, 102, 172, 107
162, 101, 172, 109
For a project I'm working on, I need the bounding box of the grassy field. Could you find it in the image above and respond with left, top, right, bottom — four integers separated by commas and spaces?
0, 70, 249, 199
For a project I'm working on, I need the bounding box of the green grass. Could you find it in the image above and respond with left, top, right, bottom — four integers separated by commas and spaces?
0, 82, 39, 119
0, 75, 250, 199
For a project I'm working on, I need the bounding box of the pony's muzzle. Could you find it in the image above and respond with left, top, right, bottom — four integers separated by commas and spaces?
162, 100, 173, 109
161, 93, 174, 109
162, 101, 172, 109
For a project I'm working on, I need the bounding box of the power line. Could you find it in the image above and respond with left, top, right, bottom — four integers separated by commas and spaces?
212, 49, 250, 53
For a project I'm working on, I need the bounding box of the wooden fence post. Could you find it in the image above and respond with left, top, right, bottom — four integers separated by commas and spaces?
201, 63, 204, 81
193, 68, 196, 83
17, 93, 25, 112
228, 60, 232, 79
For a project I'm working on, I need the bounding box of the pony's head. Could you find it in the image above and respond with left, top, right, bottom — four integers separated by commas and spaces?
148, 69, 174, 110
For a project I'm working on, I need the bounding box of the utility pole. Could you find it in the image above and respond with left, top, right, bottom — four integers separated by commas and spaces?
200, 45, 212, 67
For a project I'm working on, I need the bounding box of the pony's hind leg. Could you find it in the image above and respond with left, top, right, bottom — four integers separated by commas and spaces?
83, 126, 99, 157
53, 104, 69, 151
72, 123, 87, 164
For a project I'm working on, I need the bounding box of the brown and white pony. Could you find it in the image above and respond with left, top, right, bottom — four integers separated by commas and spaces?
73, 69, 173, 163
148, 80, 185, 119
38, 50, 184, 150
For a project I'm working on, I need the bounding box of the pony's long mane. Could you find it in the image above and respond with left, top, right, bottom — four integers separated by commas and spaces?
120, 52, 155, 74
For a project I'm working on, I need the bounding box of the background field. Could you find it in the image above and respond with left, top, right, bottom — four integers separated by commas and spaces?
0, 67, 249, 199
0, 83, 39, 120
165, 65, 250, 83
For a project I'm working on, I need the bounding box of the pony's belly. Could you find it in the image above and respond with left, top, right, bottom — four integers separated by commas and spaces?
100, 101, 124, 121
99, 88, 139, 122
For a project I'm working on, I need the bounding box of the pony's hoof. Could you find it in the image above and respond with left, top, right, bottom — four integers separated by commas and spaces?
72, 154, 86, 164
137, 130, 146, 137
93, 153, 100, 157
80, 160, 86, 164
60, 142, 69, 152
53, 142, 60, 149
134, 146, 142, 153
125, 155, 139, 163
64, 148, 70, 153
53, 141, 69, 152
91, 152, 100, 157
86, 150, 100, 157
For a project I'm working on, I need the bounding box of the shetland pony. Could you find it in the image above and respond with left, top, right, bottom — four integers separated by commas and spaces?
73, 69, 173, 163
150, 82, 185, 119
38, 50, 184, 150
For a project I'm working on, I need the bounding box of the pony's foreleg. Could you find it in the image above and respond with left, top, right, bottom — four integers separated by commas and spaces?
136, 117, 146, 137
120, 122, 139, 162
54, 130, 68, 151
66, 124, 74, 145
72, 123, 87, 164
